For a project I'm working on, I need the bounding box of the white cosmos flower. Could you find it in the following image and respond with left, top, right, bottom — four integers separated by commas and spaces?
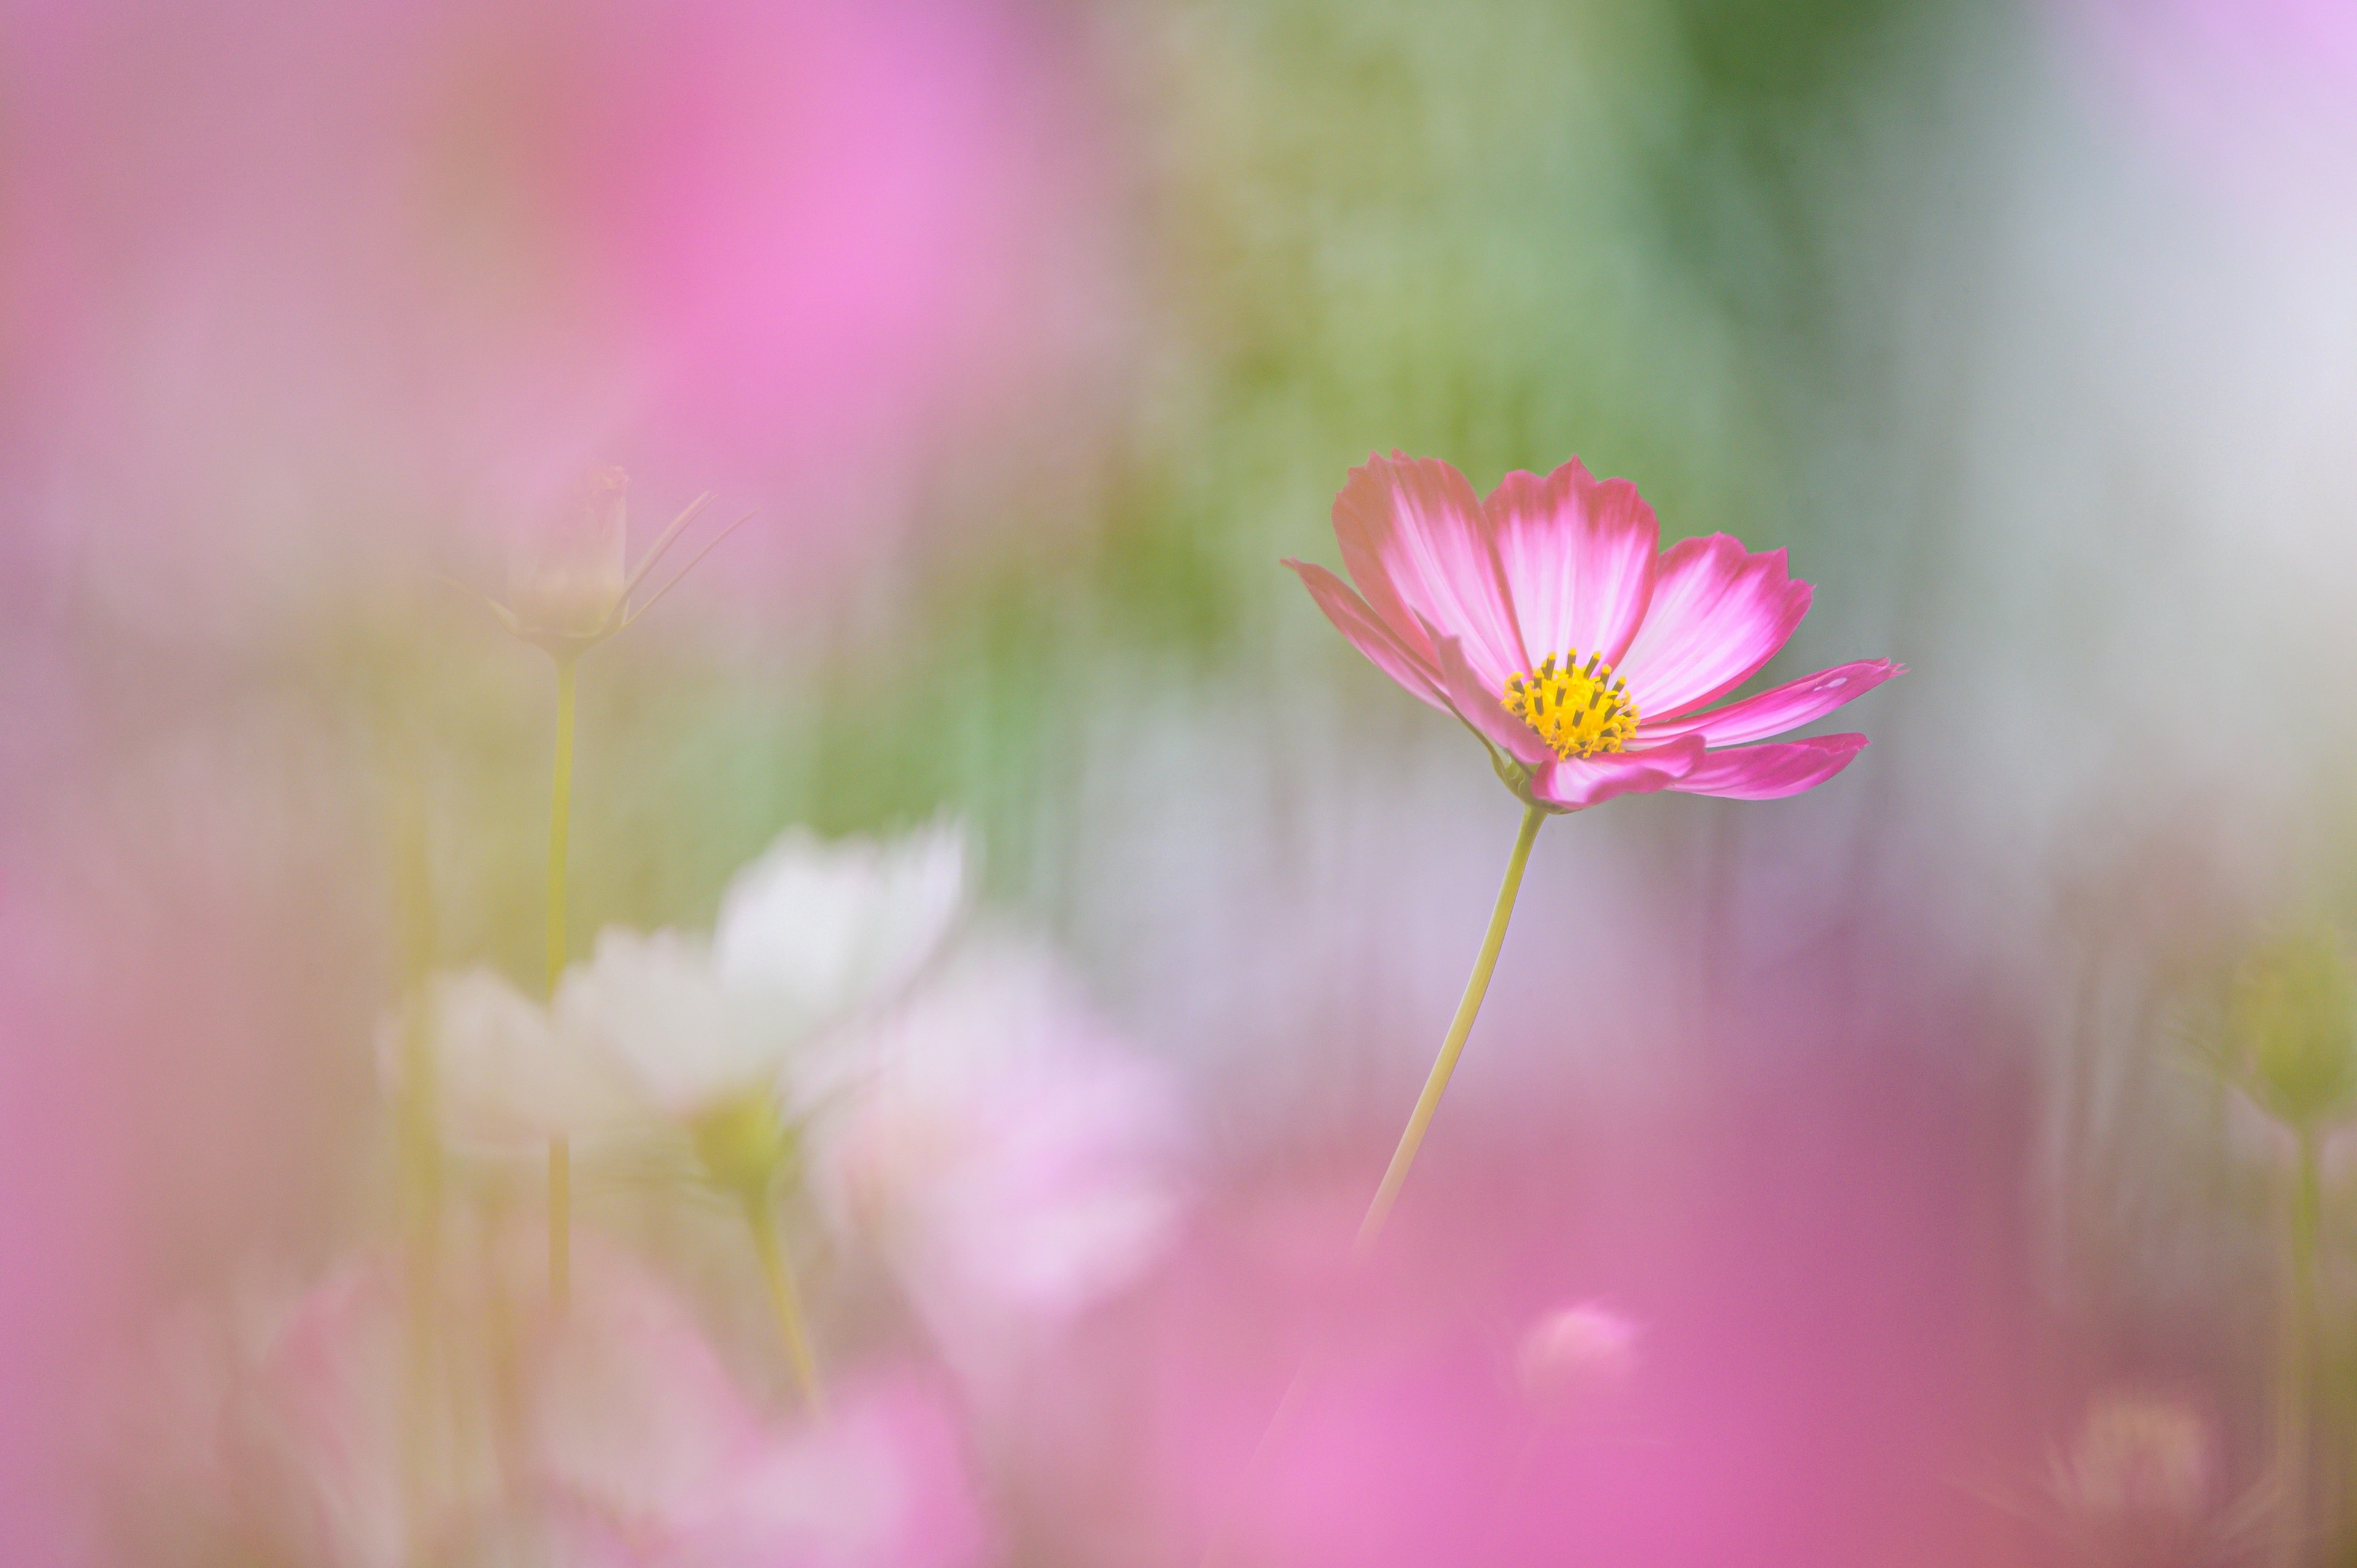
377, 968, 639, 1159
562, 821, 969, 1122
556, 929, 768, 1122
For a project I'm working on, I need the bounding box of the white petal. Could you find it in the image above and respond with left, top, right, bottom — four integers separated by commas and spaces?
713, 820, 968, 1024
379, 968, 640, 1157
559, 929, 773, 1118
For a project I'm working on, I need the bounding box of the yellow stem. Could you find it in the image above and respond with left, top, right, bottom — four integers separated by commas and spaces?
547, 658, 576, 991
1201, 802, 1548, 1568
546, 656, 577, 1312
744, 1192, 826, 1412
391, 771, 443, 1565
1354, 800, 1545, 1258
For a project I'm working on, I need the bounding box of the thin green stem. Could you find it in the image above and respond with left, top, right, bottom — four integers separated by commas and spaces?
743, 1192, 825, 1412
1354, 800, 1546, 1258
546, 656, 577, 1312
2275, 1129, 2321, 1567
390, 770, 442, 1567
546, 658, 576, 991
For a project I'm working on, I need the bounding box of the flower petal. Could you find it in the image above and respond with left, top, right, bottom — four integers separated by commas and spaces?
384, 968, 641, 1157
1482, 459, 1658, 668
560, 929, 772, 1118
1617, 535, 1812, 720
1528, 735, 1705, 810
714, 822, 967, 1021
1333, 453, 1528, 689
1668, 734, 1868, 800
1426, 617, 1555, 767
1283, 558, 1448, 713
1636, 659, 1903, 747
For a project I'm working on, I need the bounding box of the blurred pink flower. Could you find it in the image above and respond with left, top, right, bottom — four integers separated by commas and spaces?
678, 1375, 995, 1568
214, 1240, 992, 1568
518, 1249, 993, 1568
807, 932, 1190, 1378
2056, 0, 2357, 224
0, 0, 1118, 639
246, 1260, 470, 1568
1286, 454, 1900, 811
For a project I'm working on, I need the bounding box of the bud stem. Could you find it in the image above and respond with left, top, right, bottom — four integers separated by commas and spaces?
546, 655, 578, 1313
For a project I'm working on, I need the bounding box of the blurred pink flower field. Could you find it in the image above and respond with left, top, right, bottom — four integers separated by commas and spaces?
10, 0, 2357, 1565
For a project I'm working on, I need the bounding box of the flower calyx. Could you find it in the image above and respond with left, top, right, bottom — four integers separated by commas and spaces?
692, 1091, 799, 1205
1484, 743, 1575, 815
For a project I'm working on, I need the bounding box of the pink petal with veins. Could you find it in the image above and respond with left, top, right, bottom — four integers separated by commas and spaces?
1283, 559, 1449, 713
1638, 660, 1904, 747
1426, 622, 1557, 768
1668, 734, 1869, 800
1530, 736, 1705, 810
1333, 454, 1527, 689
1617, 536, 1812, 720
1483, 459, 1658, 668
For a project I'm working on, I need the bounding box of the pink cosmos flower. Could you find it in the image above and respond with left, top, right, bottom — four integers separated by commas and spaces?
1286, 454, 1902, 811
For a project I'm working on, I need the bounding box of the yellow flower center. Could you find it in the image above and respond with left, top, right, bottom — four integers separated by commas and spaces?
1502, 651, 1641, 760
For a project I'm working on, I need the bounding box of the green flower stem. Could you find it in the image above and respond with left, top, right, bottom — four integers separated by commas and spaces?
1353, 799, 1546, 1258
743, 1192, 825, 1412
2275, 1129, 2322, 1567
546, 655, 578, 1312
390, 772, 443, 1560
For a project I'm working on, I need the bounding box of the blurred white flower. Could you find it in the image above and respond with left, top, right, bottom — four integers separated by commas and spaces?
808, 930, 1190, 1369
377, 967, 641, 1160
558, 929, 772, 1124
562, 821, 968, 1129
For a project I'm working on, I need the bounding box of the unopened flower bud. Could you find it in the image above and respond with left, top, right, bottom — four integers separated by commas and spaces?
508, 467, 630, 646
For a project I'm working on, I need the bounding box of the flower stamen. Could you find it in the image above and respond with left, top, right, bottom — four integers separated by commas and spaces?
1502, 650, 1639, 760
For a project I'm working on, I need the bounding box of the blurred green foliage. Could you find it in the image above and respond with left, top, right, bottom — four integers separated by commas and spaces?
2227, 928, 2357, 1133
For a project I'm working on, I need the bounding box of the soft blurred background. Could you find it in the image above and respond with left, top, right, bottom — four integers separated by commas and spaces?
7, 0, 2357, 1562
